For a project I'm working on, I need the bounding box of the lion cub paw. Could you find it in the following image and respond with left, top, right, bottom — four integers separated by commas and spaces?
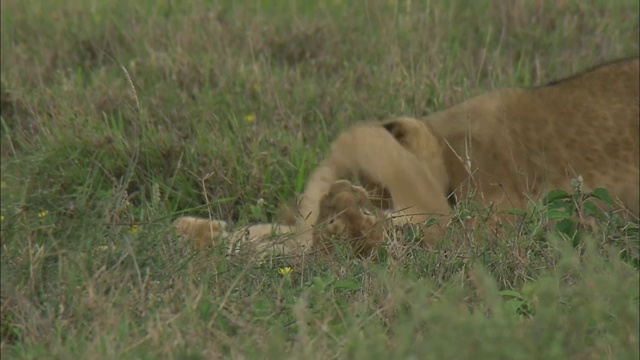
173, 216, 230, 249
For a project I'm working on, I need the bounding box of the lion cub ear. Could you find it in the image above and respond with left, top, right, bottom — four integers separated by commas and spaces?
381, 120, 406, 141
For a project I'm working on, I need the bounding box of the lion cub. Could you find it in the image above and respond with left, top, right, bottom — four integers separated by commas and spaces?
173, 180, 388, 259
300, 57, 639, 220
175, 57, 639, 258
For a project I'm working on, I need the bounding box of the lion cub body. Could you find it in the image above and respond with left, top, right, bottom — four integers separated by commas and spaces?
423, 58, 639, 215
175, 58, 639, 257
310, 58, 639, 220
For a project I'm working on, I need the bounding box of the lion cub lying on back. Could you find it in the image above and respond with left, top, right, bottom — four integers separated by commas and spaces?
174, 179, 387, 258
175, 57, 639, 259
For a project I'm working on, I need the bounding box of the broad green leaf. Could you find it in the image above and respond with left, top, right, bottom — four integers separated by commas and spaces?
333, 280, 362, 291
591, 188, 615, 206
582, 200, 606, 221
543, 189, 570, 204
547, 208, 571, 220
503, 299, 524, 315
499, 290, 525, 300
555, 218, 578, 238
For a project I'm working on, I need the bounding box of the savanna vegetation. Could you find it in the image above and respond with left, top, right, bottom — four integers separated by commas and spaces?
1, 0, 638, 358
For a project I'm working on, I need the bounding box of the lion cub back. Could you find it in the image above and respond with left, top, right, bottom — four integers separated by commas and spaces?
419, 58, 639, 216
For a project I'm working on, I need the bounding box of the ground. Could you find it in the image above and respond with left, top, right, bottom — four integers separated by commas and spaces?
0, 0, 639, 359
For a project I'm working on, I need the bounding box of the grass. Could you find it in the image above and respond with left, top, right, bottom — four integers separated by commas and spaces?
1, 0, 639, 358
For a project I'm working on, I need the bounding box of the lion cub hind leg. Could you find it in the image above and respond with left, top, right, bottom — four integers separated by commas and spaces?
173, 216, 302, 258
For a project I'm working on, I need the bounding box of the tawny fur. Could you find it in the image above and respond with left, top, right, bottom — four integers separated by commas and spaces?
298, 58, 639, 226
173, 181, 387, 259
312, 180, 387, 258
174, 58, 639, 258
173, 216, 300, 257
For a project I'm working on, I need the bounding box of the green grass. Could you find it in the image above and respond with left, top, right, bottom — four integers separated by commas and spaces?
1, 0, 639, 358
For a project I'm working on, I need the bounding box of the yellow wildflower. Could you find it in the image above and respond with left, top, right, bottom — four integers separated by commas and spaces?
129, 224, 139, 234
38, 210, 48, 218
278, 266, 293, 276
245, 114, 256, 124
1, 214, 4, 222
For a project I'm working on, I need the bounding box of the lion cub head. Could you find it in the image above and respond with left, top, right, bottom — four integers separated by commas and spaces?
312, 180, 387, 258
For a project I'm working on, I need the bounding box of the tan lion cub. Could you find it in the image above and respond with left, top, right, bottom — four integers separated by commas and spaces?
175, 57, 639, 259
173, 179, 388, 258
